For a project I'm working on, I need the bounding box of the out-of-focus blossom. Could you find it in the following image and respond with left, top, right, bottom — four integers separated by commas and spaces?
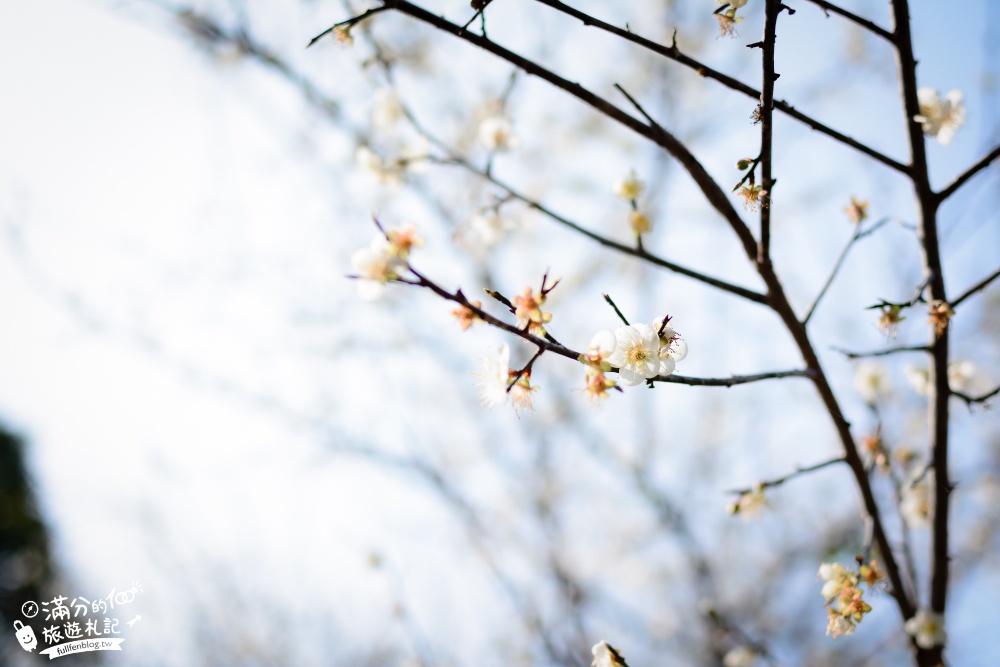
915, 88, 965, 146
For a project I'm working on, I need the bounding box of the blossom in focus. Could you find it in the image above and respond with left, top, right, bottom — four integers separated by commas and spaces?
652, 317, 688, 376
904, 608, 947, 649
351, 234, 406, 301
478, 115, 517, 151
607, 323, 661, 386
591, 640, 628, 667
512, 286, 553, 336
613, 170, 644, 201
737, 184, 768, 211
845, 197, 869, 224
581, 330, 618, 401
915, 88, 965, 146
853, 362, 888, 405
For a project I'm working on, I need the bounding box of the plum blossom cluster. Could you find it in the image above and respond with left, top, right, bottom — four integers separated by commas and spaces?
350, 223, 422, 301
818, 560, 884, 639
585, 317, 688, 393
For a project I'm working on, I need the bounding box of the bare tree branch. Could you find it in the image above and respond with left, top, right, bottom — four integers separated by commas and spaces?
951, 266, 1000, 308
937, 143, 1000, 202
831, 344, 931, 360
527, 0, 908, 173
951, 384, 1000, 407
804, 217, 892, 324
801, 0, 894, 42
891, 1, 950, 661
402, 267, 810, 389
727, 456, 846, 495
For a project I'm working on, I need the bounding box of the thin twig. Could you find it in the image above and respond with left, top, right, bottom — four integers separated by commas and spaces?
306, 5, 390, 47
801, 0, 894, 41
951, 267, 1000, 308
603, 294, 630, 326
831, 344, 930, 359
804, 217, 892, 324
727, 456, 846, 495
951, 384, 1000, 407
527, 0, 907, 173
937, 143, 1000, 202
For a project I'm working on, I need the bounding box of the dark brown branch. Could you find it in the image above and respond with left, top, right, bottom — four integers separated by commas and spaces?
937, 143, 1000, 202
801, 0, 894, 42
335, 1, 761, 265
527, 0, 908, 173
404, 268, 810, 389
832, 344, 930, 360
758, 0, 780, 265
951, 267, 1000, 308
891, 1, 949, 660
432, 158, 769, 304
727, 456, 846, 495
951, 384, 1000, 407
653, 369, 815, 387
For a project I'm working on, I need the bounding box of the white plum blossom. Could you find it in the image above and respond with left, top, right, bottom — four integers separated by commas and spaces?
474, 343, 511, 408
351, 235, 405, 301
591, 640, 627, 667
468, 210, 512, 248
854, 362, 888, 405
906, 360, 978, 396
904, 608, 946, 649
652, 317, 688, 376
478, 115, 517, 151
901, 474, 931, 529
372, 87, 404, 128
607, 323, 661, 386
915, 87, 965, 146
589, 330, 617, 362
826, 612, 855, 639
